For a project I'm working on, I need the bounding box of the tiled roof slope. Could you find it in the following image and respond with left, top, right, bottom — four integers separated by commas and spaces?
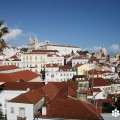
0, 82, 45, 91
40, 82, 69, 103
90, 78, 111, 87
9, 90, 44, 104
45, 64, 58, 68
74, 63, 83, 67
59, 65, 72, 70
0, 65, 19, 71
95, 99, 115, 107
8, 82, 78, 104
0, 70, 40, 82
46, 99, 101, 120
8, 82, 102, 119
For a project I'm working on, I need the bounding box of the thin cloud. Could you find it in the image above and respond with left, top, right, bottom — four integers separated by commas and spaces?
83, 45, 101, 53
108, 44, 120, 54
2, 28, 23, 42
83, 44, 120, 54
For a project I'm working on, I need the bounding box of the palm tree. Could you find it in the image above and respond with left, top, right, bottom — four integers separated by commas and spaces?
0, 20, 9, 52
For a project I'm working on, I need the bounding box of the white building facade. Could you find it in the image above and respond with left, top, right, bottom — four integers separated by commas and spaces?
72, 56, 89, 67
45, 65, 76, 82
27, 36, 80, 55
21, 52, 47, 73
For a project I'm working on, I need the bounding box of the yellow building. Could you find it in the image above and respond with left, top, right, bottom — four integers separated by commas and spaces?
74, 63, 95, 75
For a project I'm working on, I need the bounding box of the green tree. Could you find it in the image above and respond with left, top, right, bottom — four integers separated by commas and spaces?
20, 47, 28, 52
0, 20, 9, 52
77, 50, 89, 55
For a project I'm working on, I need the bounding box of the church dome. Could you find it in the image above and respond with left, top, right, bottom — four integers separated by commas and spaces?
100, 45, 107, 56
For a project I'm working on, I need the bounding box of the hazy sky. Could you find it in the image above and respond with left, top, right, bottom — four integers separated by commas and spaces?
0, 0, 120, 54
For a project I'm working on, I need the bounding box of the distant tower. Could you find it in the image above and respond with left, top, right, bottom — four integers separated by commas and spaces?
100, 45, 107, 56
34, 35, 38, 44
28, 36, 33, 51
28, 36, 33, 45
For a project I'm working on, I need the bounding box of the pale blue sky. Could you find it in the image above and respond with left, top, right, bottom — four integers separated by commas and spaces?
0, 0, 120, 54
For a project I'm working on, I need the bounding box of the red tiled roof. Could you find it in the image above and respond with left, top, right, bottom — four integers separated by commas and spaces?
92, 88, 102, 92
12, 59, 21, 61
72, 56, 87, 59
90, 78, 111, 87
68, 86, 77, 97
59, 65, 72, 70
10, 55, 18, 59
32, 50, 59, 53
45, 64, 58, 68
9, 90, 44, 104
0, 65, 19, 71
40, 82, 68, 102
46, 99, 101, 119
0, 70, 40, 82
47, 54, 60, 57
80, 90, 92, 96
8, 82, 79, 106
95, 99, 115, 107
0, 82, 44, 91
88, 69, 104, 74
74, 63, 83, 67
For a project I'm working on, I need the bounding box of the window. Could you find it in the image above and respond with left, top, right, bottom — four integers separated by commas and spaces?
11, 107, 14, 113
30, 56, 32, 60
19, 108, 25, 118
35, 69, 38, 73
51, 74, 54, 77
4, 99, 8, 108
23, 57, 25, 61
35, 56, 37, 61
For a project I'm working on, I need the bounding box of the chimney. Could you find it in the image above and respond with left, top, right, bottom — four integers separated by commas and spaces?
42, 106, 47, 115
45, 81, 48, 85
27, 88, 30, 91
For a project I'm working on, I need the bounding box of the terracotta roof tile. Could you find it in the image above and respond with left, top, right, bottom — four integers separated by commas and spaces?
10, 55, 18, 59
0, 65, 19, 71
9, 90, 44, 104
80, 90, 92, 96
0, 70, 40, 82
45, 64, 58, 68
92, 88, 102, 92
0, 82, 44, 91
72, 56, 87, 59
59, 65, 72, 70
46, 99, 101, 119
88, 69, 104, 74
74, 63, 83, 67
90, 78, 111, 87
95, 99, 115, 107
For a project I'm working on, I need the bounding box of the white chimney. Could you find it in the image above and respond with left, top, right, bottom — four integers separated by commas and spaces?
42, 106, 47, 115
45, 81, 48, 85
27, 88, 30, 91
